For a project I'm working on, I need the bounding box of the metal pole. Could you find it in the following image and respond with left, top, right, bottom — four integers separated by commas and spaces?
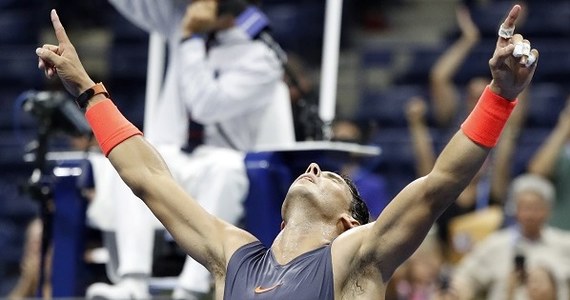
144, 32, 166, 131
318, 0, 343, 139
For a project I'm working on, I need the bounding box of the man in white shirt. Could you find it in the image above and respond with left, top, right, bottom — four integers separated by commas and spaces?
85, 0, 294, 299
452, 174, 570, 299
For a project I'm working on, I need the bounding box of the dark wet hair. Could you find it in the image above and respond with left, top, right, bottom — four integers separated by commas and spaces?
341, 175, 370, 225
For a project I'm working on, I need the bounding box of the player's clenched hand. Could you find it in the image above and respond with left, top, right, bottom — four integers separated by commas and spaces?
488, 5, 539, 100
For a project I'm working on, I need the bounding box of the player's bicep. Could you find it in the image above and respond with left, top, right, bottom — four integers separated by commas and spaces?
363, 177, 441, 279
140, 174, 242, 271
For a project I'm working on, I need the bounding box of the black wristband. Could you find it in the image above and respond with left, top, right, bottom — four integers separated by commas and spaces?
76, 82, 109, 109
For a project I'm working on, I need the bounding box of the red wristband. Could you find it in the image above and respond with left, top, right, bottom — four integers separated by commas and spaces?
461, 86, 517, 148
85, 99, 143, 156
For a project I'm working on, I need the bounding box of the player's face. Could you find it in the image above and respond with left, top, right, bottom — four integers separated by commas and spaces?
285, 163, 353, 219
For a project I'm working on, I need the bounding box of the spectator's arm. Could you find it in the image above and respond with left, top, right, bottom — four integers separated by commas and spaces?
430, 6, 480, 127
405, 97, 437, 177
528, 95, 570, 178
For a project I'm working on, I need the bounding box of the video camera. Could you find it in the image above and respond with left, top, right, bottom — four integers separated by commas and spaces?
22, 90, 91, 136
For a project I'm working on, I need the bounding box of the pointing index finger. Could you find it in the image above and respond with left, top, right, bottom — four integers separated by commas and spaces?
51, 9, 71, 44
502, 5, 521, 30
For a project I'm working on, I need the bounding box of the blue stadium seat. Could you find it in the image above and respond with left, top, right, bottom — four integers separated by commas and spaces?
393, 46, 445, 85
108, 10, 149, 44
531, 44, 570, 84
471, 2, 570, 39
0, 0, 21, 9
107, 89, 146, 129
0, 11, 39, 44
520, 2, 570, 38
0, 89, 37, 130
108, 45, 149, 82
360, 47, 394, 68
0, 130, 34, 166
357, 85, 427, 127
454, 42, 495, 84
243, 152, 292, 247
513, 128, 552, 174
0, 46, 44, 88
526, 83, 567, 128
263, 2, 327, 63
369, 128, 417, 198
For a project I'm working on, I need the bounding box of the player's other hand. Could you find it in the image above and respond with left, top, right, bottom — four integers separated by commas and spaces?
36, 9, 94, 97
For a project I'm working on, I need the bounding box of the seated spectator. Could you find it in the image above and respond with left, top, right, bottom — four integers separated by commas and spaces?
451, 174, 570, 299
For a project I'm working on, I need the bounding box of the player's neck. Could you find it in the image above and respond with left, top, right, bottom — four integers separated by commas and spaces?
271, 218, 337, 265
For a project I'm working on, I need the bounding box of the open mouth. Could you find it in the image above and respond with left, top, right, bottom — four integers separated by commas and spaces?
298, 174, 316, 183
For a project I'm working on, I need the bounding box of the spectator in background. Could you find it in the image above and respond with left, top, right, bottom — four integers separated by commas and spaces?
85, 0, 294, 299
330, 118, 389, 218
451, 174, 570, 300
528, 95, 570, 231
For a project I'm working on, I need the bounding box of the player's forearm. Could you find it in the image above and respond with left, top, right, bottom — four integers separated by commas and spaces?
427, 86, 516, 209
80, 84, 169, 199
107, 136, 171, 199
425, 131, 489, 209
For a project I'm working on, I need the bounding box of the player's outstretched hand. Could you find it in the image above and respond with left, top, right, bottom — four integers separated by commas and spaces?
489, 4, 539, 101
35, 9, 94, 97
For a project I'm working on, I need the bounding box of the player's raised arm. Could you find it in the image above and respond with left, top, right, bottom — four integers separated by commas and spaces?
339, 5, 539, 281
35, 9, 256, 273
